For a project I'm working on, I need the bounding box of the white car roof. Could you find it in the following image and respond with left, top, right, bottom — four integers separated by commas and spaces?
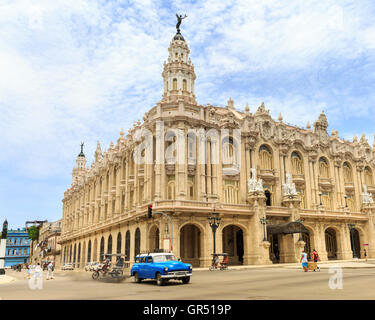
136, 252, 174, 257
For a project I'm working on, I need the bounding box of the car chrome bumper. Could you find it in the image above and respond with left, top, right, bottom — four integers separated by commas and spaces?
161, 271, 192, 278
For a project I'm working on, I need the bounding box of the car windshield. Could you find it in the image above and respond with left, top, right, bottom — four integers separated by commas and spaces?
153, 254, 177, 262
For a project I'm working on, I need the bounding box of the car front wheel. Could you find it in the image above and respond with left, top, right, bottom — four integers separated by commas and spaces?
134, 272, 142, 283
182, 276, 190, 284
156, 272, 164, 286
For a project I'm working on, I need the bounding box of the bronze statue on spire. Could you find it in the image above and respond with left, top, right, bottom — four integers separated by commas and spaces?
176, 13, 187, 34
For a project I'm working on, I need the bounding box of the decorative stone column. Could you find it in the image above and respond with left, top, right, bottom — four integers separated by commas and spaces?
248, 191, 272, 264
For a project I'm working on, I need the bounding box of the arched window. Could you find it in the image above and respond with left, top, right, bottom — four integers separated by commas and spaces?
87, 240, 92, 263
222, 136, 238, 166
173, 78, 177, 91
100, 237, 105, 262
77, 243, 81, 267
117, 232, 122, 254
183, 79, 187, 91
167, 177, 175, 200
291, 151, 303, 175
134, 228, 141, 257
187, 176, 195, 200
321, 191, 332, 210
365, 167, 373, 186
343, 162, 353, 183
319, 157, 330, 178
223, 180, 239, 204
107, 234, 112, 255
125, 231, 130, 261
259, 145, 273, 170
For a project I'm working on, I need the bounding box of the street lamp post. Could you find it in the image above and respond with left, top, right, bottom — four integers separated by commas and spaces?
260, 217, 268, 241
348, 223, 358, 259
208, 210, 221, 259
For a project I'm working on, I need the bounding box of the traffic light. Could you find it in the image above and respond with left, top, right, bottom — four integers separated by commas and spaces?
148, 205, 152, 218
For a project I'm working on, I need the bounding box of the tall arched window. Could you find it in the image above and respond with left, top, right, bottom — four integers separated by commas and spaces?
187, 176, 195, 200
343, 162, 353, 183
117, 232, 122, 254
125, 231, 130, 261
167, 177, 175, 200
134, 228, 141, 257
319, 157, 330, 178
223, 180, 239, 204
365, 167, 373, 186
259, 145, 273, 169
222, 137, 237, 165
100, 237, 105, 262
107, 234, 113, 255
77, 243, 81, 267
87, 240, 92, 263
183, 79, 187, 91
173, 78, 177, 91
291, 151, 303, 175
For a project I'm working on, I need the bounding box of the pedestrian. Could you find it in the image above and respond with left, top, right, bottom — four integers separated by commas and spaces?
300, 250, 308, 272
312, 249, 320, 271
33, 263, 43, 285
26, 264, 31, 279
364, 249, 368, 262
46, 261, 54, 280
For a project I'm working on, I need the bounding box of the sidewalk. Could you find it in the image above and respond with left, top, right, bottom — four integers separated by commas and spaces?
193, 258, 375, 271
0, 275, 16, 285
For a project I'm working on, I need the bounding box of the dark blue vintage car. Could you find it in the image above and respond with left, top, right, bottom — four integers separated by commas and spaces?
130, 252, 192, 286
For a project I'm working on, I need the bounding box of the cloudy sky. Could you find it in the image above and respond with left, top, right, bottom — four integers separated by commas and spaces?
0, 0, 374, 228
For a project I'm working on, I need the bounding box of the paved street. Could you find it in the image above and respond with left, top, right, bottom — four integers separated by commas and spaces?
1, 264, 375, 300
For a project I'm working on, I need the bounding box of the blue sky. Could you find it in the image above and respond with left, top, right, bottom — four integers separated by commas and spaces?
0, 0, 375, 228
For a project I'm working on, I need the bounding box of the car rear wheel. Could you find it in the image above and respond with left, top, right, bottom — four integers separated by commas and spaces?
156, 272, 164, 286
134, 272, 142, 283
182, 276, 190, 284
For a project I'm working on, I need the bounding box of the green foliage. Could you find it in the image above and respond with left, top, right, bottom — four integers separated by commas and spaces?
27, 226, 39, 241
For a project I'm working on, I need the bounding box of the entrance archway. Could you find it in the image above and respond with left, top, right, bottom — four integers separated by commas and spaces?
100, 237, 105, 262
180, 224, 201, 267
134, 228, 141, 257
149, 225, 160, 251
93, 239, 97, 262
302, 233, 311, 260
222, 225, 244, 265
350, 228, 361, 258
325, 228, 338, 260
77, 243, 81, 268
87, 240, 92, 263
125, 231, 130, 261
268, 234, 280, 263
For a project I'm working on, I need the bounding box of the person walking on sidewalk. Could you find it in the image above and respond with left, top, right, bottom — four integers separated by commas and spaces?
46, 262, 54, 280
312, 249, 320, 271
300, 250, 308, 272
364, 249, 368, 262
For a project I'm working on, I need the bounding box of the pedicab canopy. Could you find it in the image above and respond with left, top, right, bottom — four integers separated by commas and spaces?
267, 221, 309, 235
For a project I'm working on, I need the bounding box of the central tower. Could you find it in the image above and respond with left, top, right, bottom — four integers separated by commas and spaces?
161, 26, 196, 105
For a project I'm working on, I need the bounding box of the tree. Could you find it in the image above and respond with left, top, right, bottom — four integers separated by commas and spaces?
28, 226, 39, 241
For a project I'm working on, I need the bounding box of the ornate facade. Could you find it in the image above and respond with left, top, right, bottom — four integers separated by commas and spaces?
59, 30, 375, 268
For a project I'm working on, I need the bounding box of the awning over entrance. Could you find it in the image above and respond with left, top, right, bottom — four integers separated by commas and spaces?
267, 221, 309, 235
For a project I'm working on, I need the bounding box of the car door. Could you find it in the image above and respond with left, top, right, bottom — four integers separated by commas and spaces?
145, 256, 154, 278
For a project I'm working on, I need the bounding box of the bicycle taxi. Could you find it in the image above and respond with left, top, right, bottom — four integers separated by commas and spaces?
91, 253, 130, 281
209, 253, 229, 271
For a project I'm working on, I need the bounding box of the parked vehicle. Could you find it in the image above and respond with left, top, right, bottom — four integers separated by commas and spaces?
209, 253, 229, 271
131, 251, 192, 286
61, 263, 74, 270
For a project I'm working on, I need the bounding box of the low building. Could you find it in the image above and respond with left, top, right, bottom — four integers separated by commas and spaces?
5, 228, 30, 267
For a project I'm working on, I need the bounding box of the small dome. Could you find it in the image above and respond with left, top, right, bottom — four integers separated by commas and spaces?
173, 32, 185, 41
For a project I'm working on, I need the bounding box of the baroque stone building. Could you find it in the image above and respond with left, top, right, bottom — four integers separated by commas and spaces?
59, 29, 375, 268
